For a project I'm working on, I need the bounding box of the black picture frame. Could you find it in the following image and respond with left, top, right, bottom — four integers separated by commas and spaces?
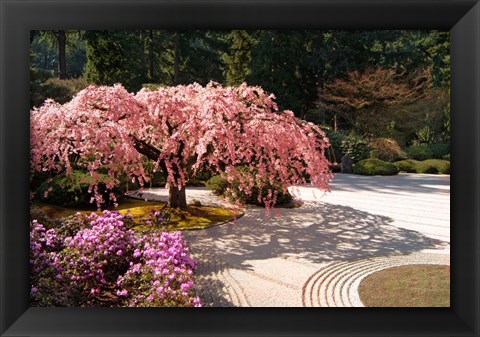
1, 0, 479, 336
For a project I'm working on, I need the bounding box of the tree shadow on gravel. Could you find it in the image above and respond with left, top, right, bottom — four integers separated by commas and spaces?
183, 202, 449, 271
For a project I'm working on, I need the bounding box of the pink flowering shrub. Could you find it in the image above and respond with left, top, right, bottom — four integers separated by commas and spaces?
30, 82, 332, 209
30, 211, 201, 307
30, 221, 72, 306
116, 232, 200, 307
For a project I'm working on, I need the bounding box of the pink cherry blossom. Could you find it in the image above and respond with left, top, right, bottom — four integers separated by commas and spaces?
31, 82, 332, 209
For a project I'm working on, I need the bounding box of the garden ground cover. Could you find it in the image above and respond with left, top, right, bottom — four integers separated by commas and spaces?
32, 198, 237, 231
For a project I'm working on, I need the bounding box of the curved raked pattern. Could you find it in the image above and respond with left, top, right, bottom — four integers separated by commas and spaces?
302, 252, 449, 307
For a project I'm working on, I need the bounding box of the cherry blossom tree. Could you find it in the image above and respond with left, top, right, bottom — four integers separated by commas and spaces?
31, 82, 332, 209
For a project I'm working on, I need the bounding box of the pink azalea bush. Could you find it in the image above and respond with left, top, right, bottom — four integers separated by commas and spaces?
30, 211, 201, 307
30, 221, 72, 306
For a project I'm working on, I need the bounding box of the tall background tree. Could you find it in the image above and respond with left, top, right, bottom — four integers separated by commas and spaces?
30, 29, 450, 156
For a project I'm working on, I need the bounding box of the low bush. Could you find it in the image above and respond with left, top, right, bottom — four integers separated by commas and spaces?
30, 211, 201, 307
340, 133, 370, 163
205, 175, 229, 195
353, 158, 399, 176
321, 126, 345, 163
369, 138, 407, 162
31, 77, 89, 108
205, 169, 292, 207
393, 159, 450, 174
426, 143, 450, 159
404, 145, 432, 161
393, 159, 417, 173
187, 170, 213, 187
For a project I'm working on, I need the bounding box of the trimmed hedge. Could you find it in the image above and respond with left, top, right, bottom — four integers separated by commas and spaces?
353, 158, 399, 176
393, 159, 450, 174
405, 144, 450, 161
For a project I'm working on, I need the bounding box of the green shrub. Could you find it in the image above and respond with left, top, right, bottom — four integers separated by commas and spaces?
405, 145, 432, 161
205, 170, 292, 206
340, 133, 370, 163
31, 77, 89, 108
321, 126, 345, 163
420, 159, 450, 174
426, 143, 450, 159
35, 170, 118, 207
205, 175, 229, 195
187, 170, 213, 187
393, 159, 450, 174
393, 160, 418, 173
353, 158, 399, 176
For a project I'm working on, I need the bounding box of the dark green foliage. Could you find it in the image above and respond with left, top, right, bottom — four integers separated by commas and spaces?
405, 145, 432, 161
426, 143, 450, 159
340, 133, 370, 163
248, 31, 318, 117
321, 126, 345, 163
222, 30, 257, 85
83, 31, 147, 92
35, 170, 119, 207
405, 144, 449, 161
353, 158, 399, 176
187, 170, 213, 187
55, 214, 91, 239
30, 77, 89, 108
205, 175, 230, 196
393, 159, 450, 174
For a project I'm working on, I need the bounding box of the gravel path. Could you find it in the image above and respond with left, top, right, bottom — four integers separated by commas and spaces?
131, 173, 450, 307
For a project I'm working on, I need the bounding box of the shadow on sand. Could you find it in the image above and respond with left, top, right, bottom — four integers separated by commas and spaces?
184, 202, 448, 271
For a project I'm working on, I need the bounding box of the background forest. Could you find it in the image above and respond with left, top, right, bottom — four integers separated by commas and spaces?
30, 30, 450, 166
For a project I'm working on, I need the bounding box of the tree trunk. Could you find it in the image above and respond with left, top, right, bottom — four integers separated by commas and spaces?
148, 30, 155, 82
315, 31, 325, 124
57, 30, 67, 79
168, 184, 187, 209
174, 32, 180, 85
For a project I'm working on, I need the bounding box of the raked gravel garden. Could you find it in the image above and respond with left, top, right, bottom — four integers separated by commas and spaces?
127, 173, 450, 307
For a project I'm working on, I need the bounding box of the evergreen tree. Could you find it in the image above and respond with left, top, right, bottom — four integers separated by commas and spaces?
222, 30, 257, 85
248, 30, 318, 118
83, 31, 147, 92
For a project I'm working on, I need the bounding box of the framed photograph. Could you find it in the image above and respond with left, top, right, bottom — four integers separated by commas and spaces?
1, 0, 479, 336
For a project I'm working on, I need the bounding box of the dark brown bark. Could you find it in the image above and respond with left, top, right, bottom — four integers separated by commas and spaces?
148, 30, 155, 82
174, 32, 180, 85
168, 184, 187, 209
57, 30, 67, 79
315, 31, 326, 125
130, 134, 187, 208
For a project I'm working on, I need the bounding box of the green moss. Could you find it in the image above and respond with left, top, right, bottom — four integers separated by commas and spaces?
31, 198, 236, 231
353, 158, 399, 176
